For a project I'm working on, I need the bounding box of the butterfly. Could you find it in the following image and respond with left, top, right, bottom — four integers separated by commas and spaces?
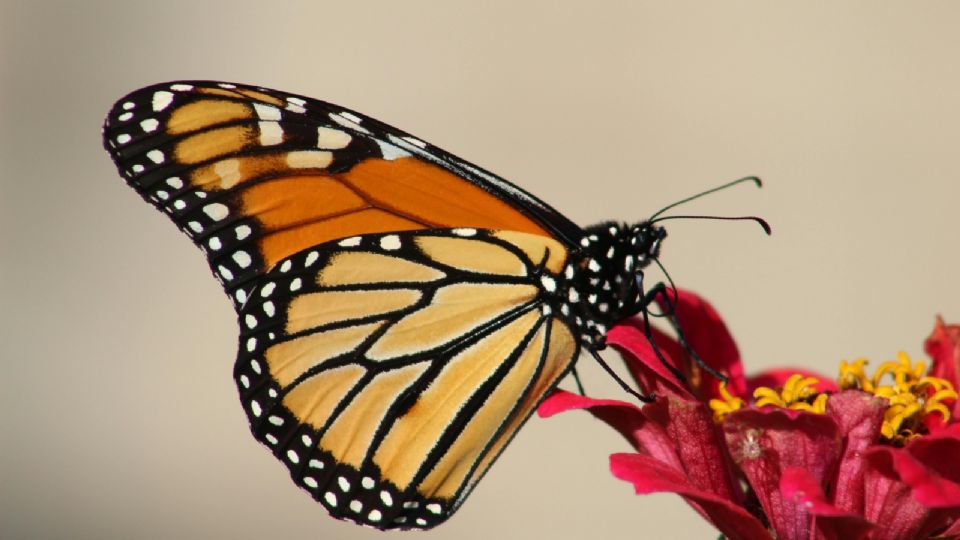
102, 81, 697, 530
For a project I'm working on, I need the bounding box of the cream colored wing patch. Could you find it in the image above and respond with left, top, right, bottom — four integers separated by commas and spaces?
233, 228, 579, 530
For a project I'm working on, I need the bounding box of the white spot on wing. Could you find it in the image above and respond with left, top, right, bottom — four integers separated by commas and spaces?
170, 84, 193, 91
152, 91, 174, 111
166, 177, 183, 189
233, 251, 252, 268
329, 111, 370, 134
374, 139, 411, 160
235, 225, 252, 240
146, 150, 164, 164
203, 203, 229, 221
338, 236, 361, 247
316, 127, 351, 149
379, 235, 401, 250
540, 275, 556, 292
253, 103, 281, 121
258, 121, 283, 146
140, 118, 159, 132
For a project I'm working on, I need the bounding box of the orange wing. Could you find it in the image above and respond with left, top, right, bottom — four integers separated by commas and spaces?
102, 81, 580, 307
235, 228, 580, 529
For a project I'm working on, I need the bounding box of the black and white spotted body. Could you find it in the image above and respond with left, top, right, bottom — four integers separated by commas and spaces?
546, 221, 667, 347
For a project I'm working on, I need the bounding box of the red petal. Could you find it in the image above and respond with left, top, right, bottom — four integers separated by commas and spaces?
537, 389, 647, 449
779, 467, 874, 540
925, 316, 960, 417
862, 448, 953, 540
610, 453, 771, 540
606, 323, 691, 399
723, 407, 842, 540
747, 367, 838, 395
908, 428, 960, 494
656, 289, 747, 399
640, 395, 743, 503
824, 391, 887, 515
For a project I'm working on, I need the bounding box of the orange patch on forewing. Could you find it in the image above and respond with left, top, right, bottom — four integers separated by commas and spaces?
196, 87, 246, 99
265, 322, 382, 387
464, 319, 577, 492
365, 283, 539, 361
492, 231, 568, 274
338, 157, 552, 237
372, 310, 541, 490
415, 236, 526, 276
417, 317, 547, 498
240, 175, 366, 230
283, 364, 366, 430
174, 125, 254, 164
285, 289, 422, 334
318, 252, 446, 287
166, 100, 252, 135
257, 209, 425, 270
319, 362, 429, 468
237, 88, 284, 106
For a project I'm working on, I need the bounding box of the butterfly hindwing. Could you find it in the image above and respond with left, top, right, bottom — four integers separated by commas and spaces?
234, 228, 579, 529
102, 81, 582, 307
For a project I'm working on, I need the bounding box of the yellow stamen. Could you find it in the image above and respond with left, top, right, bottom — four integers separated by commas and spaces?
710, 352, 956, 445
709, 382, 745, 421
752, 374, 825, 413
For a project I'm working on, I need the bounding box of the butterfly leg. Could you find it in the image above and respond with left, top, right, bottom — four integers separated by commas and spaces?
570, 367, 587, 396
587, 346, 654, 403
639, 280, 729, 383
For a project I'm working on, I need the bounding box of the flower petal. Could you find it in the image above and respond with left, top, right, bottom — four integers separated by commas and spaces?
862, 447, 957, 540
825, 390, 887, 515
723, 407, 841, 540
606, 323, 691, 398
925, 316, 960, 417
640, 395, 742, 502
610, 453, 771, 540
537, 389, 646, 449
780, 467, 874, 540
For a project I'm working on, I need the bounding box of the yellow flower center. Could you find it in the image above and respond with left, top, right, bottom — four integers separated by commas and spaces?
840, 352, 957, 444
708, 382, 745, 422
707, 352, 957, 445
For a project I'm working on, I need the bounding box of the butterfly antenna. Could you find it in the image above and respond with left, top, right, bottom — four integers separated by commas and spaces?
650, 214, 772, 235
648, 176, 762, 221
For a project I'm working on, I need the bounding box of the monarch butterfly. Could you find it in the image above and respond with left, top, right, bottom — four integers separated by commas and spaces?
102, 81, 759, 530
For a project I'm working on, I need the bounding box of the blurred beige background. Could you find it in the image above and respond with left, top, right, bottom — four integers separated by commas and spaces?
3, 1, 959, 538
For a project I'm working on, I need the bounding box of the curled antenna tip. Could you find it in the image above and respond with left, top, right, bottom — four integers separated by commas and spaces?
745, 176, 763, 188
756, 216, 772, 235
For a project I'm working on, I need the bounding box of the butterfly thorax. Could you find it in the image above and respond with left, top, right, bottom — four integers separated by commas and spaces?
550, 221, 666, 346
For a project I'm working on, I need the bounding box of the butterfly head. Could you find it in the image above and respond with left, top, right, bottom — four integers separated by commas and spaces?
630, 221, 667, 267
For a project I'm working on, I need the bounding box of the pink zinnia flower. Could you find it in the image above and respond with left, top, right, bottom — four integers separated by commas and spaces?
539, 290, 960, 539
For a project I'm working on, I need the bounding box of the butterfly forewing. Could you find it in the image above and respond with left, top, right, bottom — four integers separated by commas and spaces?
234, 229, 579, 529
103, 82, 581, 307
